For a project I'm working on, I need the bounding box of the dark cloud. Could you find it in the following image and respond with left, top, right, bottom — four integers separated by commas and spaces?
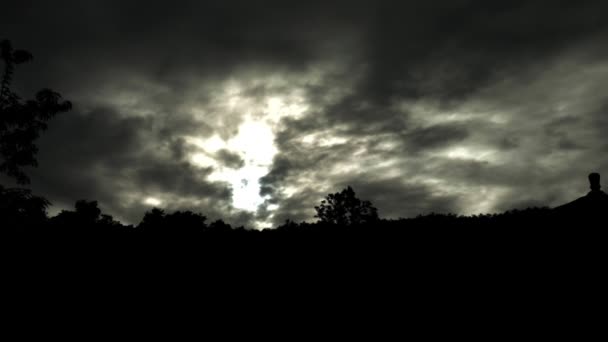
360, 0, 608, 104
20, 107, 235, 224
2, 1, 608, 227
261, 188, 321, 227
403, 124, 470, 152
215, 149, 245, 169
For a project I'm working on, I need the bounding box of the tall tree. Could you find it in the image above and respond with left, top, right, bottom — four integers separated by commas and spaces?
314, 186, 379, 226
0, 40, 71, 184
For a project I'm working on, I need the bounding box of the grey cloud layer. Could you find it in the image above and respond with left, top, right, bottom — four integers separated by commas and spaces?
2, 1, 607, 227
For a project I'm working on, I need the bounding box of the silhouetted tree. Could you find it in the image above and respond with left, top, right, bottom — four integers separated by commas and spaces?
139, 208, 166, 231
208, 219, 233, 233
166, 210, 208, 231
0, 40, 71, 184
46, 199, 129, 231
74, 200, 102, 222
314, 186, 379, 226
50, 200, 110, 229
0, 184, 50, 227
98, 214, 123, 229
138, 208, 208, 233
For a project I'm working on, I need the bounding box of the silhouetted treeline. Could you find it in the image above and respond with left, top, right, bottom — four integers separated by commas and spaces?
0, 194, 601, 236
3, 175, 608, 237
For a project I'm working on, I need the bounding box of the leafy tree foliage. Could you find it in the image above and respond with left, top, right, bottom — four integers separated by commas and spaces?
0, 184, 50, 226
0, 40, 71, 184
314, 186, 379, 226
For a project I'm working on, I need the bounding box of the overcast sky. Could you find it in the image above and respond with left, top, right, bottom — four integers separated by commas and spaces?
2, 0, 607, 228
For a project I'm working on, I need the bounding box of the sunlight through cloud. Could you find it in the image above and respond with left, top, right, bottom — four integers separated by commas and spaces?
143, 197, 163, 207
179, 77, 315, 219
441, 146, 498, 162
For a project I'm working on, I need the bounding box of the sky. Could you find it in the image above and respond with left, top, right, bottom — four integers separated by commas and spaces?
2, 0, 608, 228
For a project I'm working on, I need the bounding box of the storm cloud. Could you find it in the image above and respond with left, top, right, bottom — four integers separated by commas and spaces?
2, 0, 607, 228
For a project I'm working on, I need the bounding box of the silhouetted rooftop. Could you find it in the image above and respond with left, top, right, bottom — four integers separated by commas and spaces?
555, 172, 608, 215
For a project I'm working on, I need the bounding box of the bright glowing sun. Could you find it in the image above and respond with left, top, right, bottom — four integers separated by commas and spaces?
187, 116, 277, 212
183, 80, 309, 228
